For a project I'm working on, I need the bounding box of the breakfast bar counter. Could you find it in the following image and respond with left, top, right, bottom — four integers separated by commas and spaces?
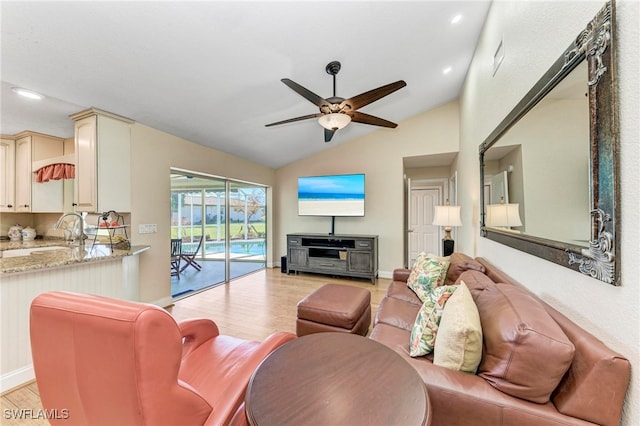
0, 239, 150, 274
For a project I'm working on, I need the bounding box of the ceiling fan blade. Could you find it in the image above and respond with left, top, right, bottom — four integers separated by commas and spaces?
324, 128, 336, 143
265, 113, 323, 127
281, 79, 331, 108
349, 111, 398, 128
340, 80, 407, 111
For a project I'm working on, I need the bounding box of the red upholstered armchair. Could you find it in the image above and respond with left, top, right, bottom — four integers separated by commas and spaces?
30, 291, 296, 425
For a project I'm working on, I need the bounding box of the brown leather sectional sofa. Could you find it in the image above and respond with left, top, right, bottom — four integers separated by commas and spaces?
370, 254, 631, 426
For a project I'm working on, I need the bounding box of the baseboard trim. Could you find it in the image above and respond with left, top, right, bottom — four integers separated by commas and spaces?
378, 270, 392, 279
150, 296, 174, 309
1, 365, 34, 394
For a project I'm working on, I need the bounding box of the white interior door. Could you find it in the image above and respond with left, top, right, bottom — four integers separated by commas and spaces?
408, 188, 440, 265
491, 171, 509, 203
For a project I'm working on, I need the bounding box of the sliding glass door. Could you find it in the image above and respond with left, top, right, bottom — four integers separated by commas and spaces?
170, 171, 266, 299
228, 182, 266, 280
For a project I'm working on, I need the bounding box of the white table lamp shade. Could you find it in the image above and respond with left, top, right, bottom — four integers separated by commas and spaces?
486, 203, 522, 227
432, 206, 462, 227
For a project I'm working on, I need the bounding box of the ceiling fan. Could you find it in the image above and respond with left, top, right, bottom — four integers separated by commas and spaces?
266, 61, 407, 142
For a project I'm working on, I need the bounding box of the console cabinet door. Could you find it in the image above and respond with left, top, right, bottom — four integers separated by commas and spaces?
348, 251, 372, 273
288, 247, 308, 269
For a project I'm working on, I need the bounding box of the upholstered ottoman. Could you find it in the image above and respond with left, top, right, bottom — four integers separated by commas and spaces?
296, 284, 371, 337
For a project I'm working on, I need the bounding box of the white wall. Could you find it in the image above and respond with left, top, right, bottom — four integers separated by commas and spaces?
129, 123, 276, 305
274, 101, 459, 277
458, 1, 639, 423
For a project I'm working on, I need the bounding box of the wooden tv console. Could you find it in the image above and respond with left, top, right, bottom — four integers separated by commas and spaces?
286, 233, 378, 284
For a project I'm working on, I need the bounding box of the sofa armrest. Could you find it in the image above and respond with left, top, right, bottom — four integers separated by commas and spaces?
392, 268, 411, 282
179, 319, 220, 358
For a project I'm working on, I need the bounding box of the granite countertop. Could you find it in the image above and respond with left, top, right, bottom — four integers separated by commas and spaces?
0, 239, 150, 274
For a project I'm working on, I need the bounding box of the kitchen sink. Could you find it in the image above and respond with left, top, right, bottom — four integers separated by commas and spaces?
1, 246, 70, 259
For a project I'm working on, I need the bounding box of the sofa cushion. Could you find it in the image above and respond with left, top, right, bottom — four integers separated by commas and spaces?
475, 283, 575, 403
433, 281, 482, 374
370, 323, 417, 357
445, 253, 486, 284
407, 253, 450, 301
385, 280, 422, 305
455, 269, 496, 300
409, 285, 458, 357
374, 296, 421, 331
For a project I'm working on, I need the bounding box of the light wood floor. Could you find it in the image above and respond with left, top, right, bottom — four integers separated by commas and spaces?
1, 268, 390, 426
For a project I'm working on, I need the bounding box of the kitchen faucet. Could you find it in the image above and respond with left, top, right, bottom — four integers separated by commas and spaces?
55, 212, 88, 245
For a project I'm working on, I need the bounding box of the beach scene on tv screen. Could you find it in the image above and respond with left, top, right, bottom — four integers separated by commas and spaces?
298, 174, 365, 216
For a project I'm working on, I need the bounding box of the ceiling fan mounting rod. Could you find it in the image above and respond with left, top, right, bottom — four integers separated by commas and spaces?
326, 61, 341, 98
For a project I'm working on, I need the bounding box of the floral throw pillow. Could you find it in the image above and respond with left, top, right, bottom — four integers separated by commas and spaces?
409, 284, 458, 357
407, 253, 450, 302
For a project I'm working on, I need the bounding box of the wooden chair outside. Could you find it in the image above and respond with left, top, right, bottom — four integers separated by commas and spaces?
171, 238, 182, 278
180, 236, 204, 272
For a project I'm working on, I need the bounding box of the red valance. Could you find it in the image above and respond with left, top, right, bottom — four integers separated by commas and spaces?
35, 163, 75, 183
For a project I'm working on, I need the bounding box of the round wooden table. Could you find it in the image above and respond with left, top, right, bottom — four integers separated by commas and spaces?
245, 332, 430, 425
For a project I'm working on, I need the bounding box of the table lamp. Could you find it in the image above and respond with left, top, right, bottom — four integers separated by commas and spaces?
432, 200, 462, 256
486, 197, 522, 230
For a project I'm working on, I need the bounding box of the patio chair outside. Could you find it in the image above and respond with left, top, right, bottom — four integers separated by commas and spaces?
171, 238, 182, 278
180, 236, 203, 272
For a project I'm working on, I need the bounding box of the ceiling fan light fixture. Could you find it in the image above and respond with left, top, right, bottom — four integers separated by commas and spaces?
318, 113, 351, 131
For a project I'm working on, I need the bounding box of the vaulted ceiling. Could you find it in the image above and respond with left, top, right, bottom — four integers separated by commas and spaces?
1, 1, 490, 168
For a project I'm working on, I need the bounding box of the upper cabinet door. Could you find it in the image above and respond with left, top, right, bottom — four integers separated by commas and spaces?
74, 115, 98, 212
15, 136, 32, 212
0, 138, 16, 212
96, 114, 131, 213
71, 109, 133, 213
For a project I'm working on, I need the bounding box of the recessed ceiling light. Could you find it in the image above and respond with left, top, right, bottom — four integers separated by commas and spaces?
443, 67, 452, 75
451, 14, 463, 25
12, 87, 44, 100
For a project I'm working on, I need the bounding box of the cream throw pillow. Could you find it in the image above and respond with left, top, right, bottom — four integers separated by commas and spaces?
433, 281, 483, 373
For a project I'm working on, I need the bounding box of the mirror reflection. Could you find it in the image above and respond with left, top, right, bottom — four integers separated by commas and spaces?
483, 61, 591, 246
479, 1, 619, 285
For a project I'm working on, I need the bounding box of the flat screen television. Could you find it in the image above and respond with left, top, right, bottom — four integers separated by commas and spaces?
298, 173, 365, 217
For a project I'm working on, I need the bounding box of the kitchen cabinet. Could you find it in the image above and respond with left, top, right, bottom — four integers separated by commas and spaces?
14, 135, 31, 211
0, 138, 16, 212
0, 132, 64, 213
70, 108, 134, 213
62, 137, 75, 213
